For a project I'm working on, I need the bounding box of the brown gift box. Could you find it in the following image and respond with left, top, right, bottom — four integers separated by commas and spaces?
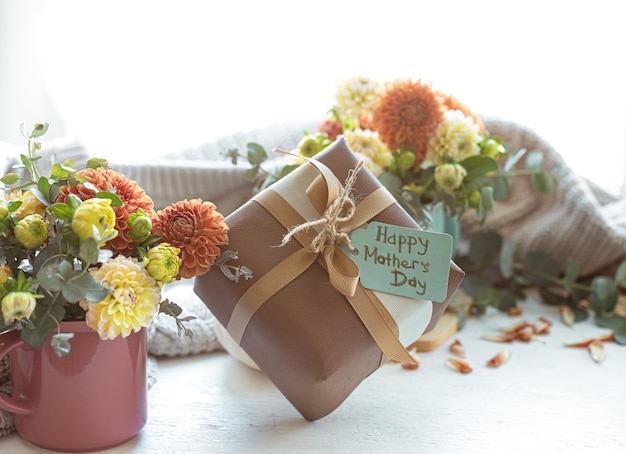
194, 138, 464, 421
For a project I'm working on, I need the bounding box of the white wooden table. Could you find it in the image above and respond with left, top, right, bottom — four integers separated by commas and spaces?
2, 295, 625, 453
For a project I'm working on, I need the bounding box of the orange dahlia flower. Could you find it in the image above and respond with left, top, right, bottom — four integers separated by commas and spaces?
438, 91, 485, 132
151, 199, 228, 279
56, 167, 154, 256
317, 118, 343, 142
370, 79, 444, 164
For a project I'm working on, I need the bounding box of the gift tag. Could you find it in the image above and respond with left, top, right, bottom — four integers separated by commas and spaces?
349, 222, 453, 302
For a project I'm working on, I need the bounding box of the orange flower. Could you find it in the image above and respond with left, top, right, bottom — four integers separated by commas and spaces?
438, 91, 485, 132
317, 118, 343, 142
56, 167, 154, 256
370, 79, 444, 164
151, 199, 228, 279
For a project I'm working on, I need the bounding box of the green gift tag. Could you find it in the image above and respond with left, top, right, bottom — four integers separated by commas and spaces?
350, 222, 453, 302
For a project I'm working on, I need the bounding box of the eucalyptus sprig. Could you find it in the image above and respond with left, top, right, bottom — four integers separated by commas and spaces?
456, 231, 626, 344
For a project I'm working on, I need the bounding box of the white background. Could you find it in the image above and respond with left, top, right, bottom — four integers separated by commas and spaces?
1, 0, 625, 191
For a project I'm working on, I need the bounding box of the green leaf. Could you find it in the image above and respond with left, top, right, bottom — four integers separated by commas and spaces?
499, 237, 515, 279
0, 173, 19, 185
615, 260, 626, 288
520, 252, 561, 286
36, 261, 69, 292
525, 150, 544, 171
63, 271, 109, 303
247, 143, 267, 165
67, 193, 83, 211
48, 203, 74, 221
95, 191, 123, 207
245, 165, 260, 181
461, 155, 499, 181
595, 316, 626, 344
30, 122, 49, 138
480, 186, 494, 212
468, 231, 502, 268
589, 276, 618, 316
491, 174, 510, 200
396, 152, 415, 177
50, 163, 70, 180
79, 237, 100, 265
532, 172, 554, 192
50, 333, 75, 357
563, 259, 580, 289
86, 158, 108, 169
503, 148, 527, 172
20, 297, 65, 348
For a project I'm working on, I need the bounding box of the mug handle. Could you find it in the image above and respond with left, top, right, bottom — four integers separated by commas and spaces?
0, 329, 32, 415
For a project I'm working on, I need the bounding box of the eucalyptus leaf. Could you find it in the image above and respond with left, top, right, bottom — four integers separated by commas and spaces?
468, 231, 502, 268
520, 252, 561, 286
245, 165, 260, 181
30, 122, 49, 138
79, 237, 100, 264
95, 191, 123, 207
491, 174, 510, 200
247, 143, 267, 165
563, 259, 580, 290
51, 333, 75, 357
48, 203, 74, 221
589, 276, 618, 316
499, 237, 515, 279
503, 148, 527, 172
62, 272, 109, 303
461, 155, 499, 180
532, 172, 554, 192
595, 316, 626, 345
525, 150, 544, 171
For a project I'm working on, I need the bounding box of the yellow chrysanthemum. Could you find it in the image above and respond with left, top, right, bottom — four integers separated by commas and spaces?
14, 213, 49, 249
144, 243, 181, 285
342, 128, 393, 176
1, 291, 37, 325
84, 256, 161, 340
71, 198, 118, 246
334, 76, 379, 123
426, 110, 482, 165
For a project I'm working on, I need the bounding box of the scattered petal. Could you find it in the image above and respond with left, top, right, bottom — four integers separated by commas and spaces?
401, 349, 421, 370
565, 332, 614, 348
449, 339, 466, 358
482, 333, 515, 343
559, 305, 575, 327
487, 350, 511, 368
446, 358, 473, 374
507, 307, 523, 317
498, 320, 532, 334
533, 317, 553, 335
588, 340, 606, 364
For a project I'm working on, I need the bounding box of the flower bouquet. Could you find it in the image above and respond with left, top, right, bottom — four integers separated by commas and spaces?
232, 76, 554, 230
0, 123, 250, 357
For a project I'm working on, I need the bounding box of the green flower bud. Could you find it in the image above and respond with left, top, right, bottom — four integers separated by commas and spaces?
296, 136, 320, 158
14, 214, 49, 249
434, 163, 467, 193
71, 198, 118, 246
128, 214, 152, 243
467, 189, 481, 208
481, 139, 506, 159
0, 200, 8, 222
144, 243, 181, 285
1, 291, 37, 325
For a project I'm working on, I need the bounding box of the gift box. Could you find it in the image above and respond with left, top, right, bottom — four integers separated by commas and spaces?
194, 138, 464, 421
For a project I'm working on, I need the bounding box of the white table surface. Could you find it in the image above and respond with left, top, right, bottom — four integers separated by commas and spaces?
2, 295, 625, 454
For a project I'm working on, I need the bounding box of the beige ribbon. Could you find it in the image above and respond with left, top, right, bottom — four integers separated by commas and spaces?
226, 155, 417, 364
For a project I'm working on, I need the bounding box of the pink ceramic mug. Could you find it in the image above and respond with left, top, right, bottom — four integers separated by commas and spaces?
0, 321, 147, 452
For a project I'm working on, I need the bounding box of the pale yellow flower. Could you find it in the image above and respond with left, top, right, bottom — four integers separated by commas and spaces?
334, 76, 379, 123
0, 200, 8, 222
71, 198, 118, 246
14, 214, 49, 249
0, 265, 13, 286
85, 256, 161, 340
434, 163, 467, 193
5, 190, 47, 219
342, 128, 392, 175
426, 110, 482, 165
1, 291, 37, 324
144, 243, 181, 285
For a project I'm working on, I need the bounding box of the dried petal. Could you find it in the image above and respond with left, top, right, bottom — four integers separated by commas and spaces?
559, 306, 575, 327
401, 349, 421, 370
514, 325, 535, 342
499, 320, 532, 334
446, 358, 472, 374
533, 317, 553, 335
588, 340, 606, 364
565, 332, 614, 348
482, 333, 515, 343
487, 350, 512, 368
507, 307, 523, 317
449, 339, 466, 358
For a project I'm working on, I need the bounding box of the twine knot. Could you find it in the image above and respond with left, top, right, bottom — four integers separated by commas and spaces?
281, 161, 364, 253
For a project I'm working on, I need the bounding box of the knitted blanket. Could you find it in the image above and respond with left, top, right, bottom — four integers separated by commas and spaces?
3, 116, 626, 436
